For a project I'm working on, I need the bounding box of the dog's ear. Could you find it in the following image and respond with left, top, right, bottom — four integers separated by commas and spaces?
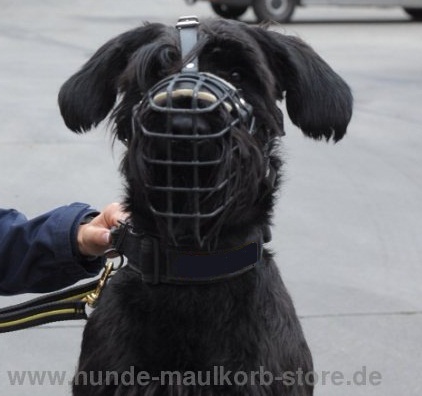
249, 28, 353, 142
58, 24, 164, 133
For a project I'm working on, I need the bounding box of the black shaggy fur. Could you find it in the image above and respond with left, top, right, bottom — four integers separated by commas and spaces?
59, 19, 352, 396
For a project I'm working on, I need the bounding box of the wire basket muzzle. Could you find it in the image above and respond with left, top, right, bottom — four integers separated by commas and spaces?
131, 72, 255, 246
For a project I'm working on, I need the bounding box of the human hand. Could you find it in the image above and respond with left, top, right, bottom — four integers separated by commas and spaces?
77, 203, 127, 257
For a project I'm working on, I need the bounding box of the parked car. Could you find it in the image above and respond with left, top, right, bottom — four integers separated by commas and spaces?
185, 0, 422, 23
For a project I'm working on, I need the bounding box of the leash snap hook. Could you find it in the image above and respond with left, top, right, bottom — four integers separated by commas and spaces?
104, 249, 125, 270
84, 259, 117, 308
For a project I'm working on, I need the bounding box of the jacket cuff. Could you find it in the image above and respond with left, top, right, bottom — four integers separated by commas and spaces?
54, 203, 103, 275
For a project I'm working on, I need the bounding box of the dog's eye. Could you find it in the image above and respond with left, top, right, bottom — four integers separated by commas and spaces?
230, 70, 242, 83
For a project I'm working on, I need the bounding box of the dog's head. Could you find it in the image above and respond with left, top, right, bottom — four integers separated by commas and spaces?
59, 18, 352, 247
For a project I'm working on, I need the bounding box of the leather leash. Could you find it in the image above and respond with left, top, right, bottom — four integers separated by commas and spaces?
0, 258, 122, 334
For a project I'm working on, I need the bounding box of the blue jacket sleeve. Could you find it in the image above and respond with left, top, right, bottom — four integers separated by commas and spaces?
0, 203, 104, 295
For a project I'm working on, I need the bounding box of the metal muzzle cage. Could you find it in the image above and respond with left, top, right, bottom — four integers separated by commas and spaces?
130, 17, 255, 247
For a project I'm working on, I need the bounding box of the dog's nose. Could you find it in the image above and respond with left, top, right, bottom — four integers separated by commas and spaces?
170, 114, 211, 136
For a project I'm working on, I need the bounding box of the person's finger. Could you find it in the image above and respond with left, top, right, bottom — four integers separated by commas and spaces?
78, 225, 111, 257
92, 203, 127, 229
77, 203, 127, 257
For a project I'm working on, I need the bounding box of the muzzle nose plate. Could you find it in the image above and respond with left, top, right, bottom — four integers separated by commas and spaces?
153, 89, 233, 113
144, 72, 241, 116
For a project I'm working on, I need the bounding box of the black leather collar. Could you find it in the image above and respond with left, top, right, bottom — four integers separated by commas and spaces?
110, 222, 269, 285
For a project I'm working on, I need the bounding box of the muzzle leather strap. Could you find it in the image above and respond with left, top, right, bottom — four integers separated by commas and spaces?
111, 222, 266, 285
176, 16, 200, 72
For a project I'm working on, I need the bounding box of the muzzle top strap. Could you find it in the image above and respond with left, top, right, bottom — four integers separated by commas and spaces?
176, 16, 199, 72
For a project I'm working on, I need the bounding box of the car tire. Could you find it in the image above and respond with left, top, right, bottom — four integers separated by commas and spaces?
252, 0, 296, 23
211, 3, 249, 19
403, 7, 422, 21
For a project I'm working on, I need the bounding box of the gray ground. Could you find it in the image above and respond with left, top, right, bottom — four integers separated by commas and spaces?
0, 1, 421, 395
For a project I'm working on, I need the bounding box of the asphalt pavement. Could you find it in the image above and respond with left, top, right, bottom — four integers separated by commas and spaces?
0, 1, 421, 395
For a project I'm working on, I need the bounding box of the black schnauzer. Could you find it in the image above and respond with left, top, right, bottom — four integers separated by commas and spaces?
59, 17, 352, 396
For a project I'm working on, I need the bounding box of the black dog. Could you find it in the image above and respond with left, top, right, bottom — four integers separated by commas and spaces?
59, 17, 352, 396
